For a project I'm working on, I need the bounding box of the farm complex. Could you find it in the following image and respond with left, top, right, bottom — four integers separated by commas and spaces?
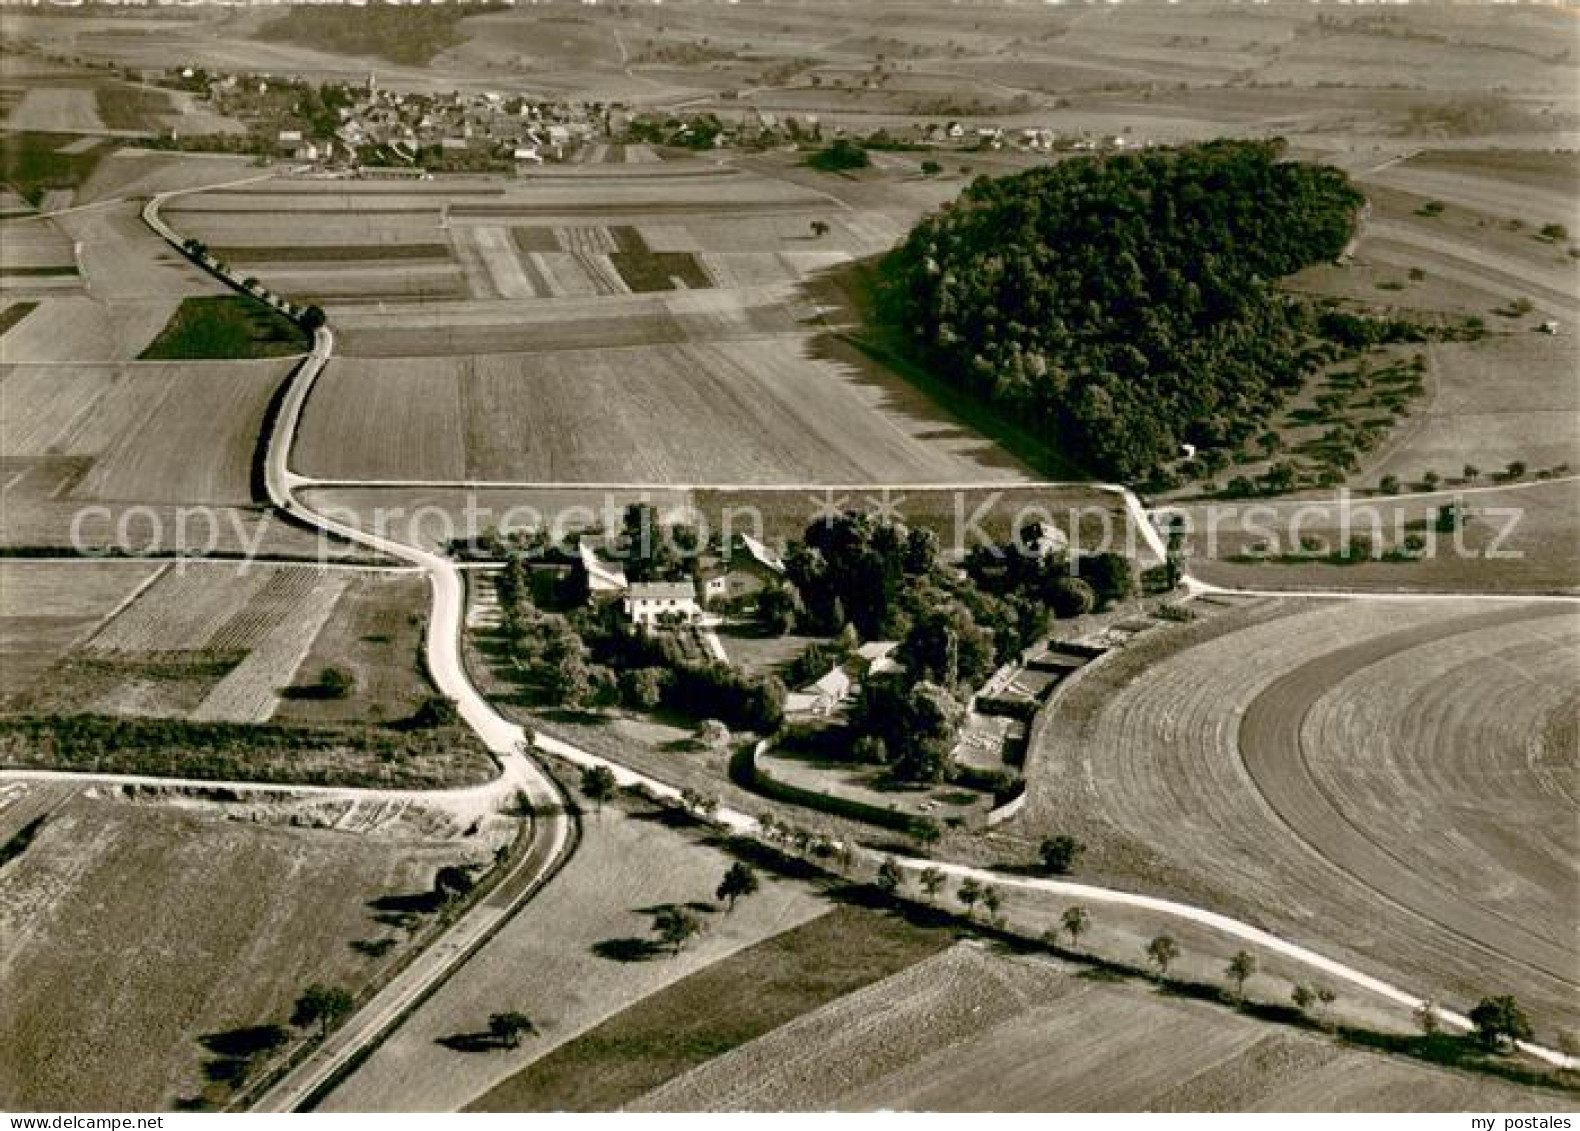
1, 0, 1576, 1117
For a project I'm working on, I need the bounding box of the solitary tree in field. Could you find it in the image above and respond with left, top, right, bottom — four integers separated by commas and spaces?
957, 877, 983, 919
1039, 835, 1085, 875
1225, 950, 1257, 1001
488, 1011, 537, 1048
579, 764, 617, 814
1315, 985, 1337, 1024
434, 864, 476, 904
716, 862, 760, 911
1469, 995, 1534, 1053
292, 984, 354, 1039
1462, 463, 1480, 483
654, 906, 702, 956
317, 666, 353, 699
1145, 935, 1180, 981
1061, 906, 1090, 950
1291, 983, 1315, 1017
300, 304, 327, 331
875, 857, 904, 898
980, 884, 1003, 924
810, 219, 830, 238
1414, 999, 1442, 1036
918, 866, 945, 899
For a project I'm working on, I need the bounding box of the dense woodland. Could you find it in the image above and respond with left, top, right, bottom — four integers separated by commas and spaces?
880, 141, 1366, 479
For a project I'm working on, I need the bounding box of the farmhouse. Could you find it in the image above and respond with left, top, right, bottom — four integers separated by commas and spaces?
699, 533, 788, 604
577, 542, 628, 600
787, 664, 853, 718
624, 581, 702, 627
853, 641, 904, 680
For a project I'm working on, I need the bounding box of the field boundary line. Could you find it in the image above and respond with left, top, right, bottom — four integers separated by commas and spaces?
132, 171, 1578, 1085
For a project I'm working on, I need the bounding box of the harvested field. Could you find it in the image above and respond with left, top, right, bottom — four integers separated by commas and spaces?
467, 903, 951, 1113
271, 571, 434, 727
0, 218, 75, 274
329, 286, 805, 357
0, 296, 184, 363
3, 88, 105, 134
1362, 336, 1580, 484
1, 358, 294, 506
0, 560, 163, 706
320, 798, 829, 1113
0, 789, 463, 1111
2, 565, 350, 721
82, 563, 285, 654
1018, 598, 1580, 1033
53, 203, 224, 302
301, 485, 697, 553
1177, 477, 1580, 594
635, 943, 1566, 1112
259, 263, 466, 305
297, 338, 1035, 487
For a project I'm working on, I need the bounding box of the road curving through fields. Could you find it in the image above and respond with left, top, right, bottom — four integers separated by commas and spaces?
132, 177, 1579, 1085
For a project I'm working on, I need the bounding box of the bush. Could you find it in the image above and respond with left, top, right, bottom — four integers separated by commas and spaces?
317, 666, 353, 699
1039, 834, 1085, 874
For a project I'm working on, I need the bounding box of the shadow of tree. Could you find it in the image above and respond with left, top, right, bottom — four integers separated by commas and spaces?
199, 1025, 291, 1059
351, 937, 398, 958
591, 937, 665, 963
436, 1031, 513, 1053
368, 891, 442, 915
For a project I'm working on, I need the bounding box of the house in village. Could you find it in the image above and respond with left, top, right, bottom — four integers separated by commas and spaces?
577, 541, 628, 601
786, 664, 853, 718
698, 533, 787, 606
624, 581, 702, 627
852, 641, 904, 681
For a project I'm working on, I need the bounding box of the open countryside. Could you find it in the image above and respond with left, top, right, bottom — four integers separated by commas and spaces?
1, 0, 1576, 1117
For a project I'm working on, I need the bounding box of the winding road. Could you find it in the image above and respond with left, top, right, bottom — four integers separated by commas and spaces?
77, 175, 1572, 1101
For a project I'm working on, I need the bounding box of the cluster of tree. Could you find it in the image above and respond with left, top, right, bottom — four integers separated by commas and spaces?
880, 140, 1368, 478
625, 113, 726, 150
964, 529, 1137, 613
806, 138, 871, 172
785, 512, 940, 639
255, 4, 476, 68
494, 558, 785, 732
776, 512, 1154, 783
848, 679, 965, 783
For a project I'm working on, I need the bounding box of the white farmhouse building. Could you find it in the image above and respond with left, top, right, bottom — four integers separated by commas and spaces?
624, 581, 701, 626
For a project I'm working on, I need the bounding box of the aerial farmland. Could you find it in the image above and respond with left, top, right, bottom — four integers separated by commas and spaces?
1, 0, 1576, 1117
